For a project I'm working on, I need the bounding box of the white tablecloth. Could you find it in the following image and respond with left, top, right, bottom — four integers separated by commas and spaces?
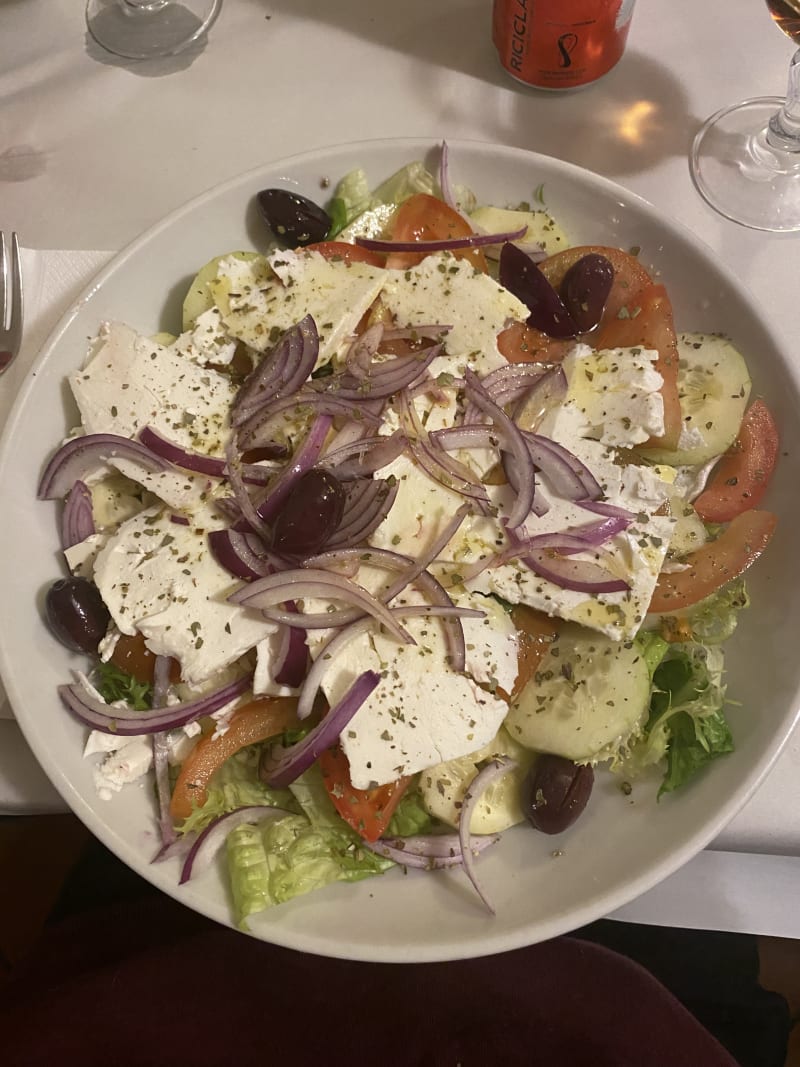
1, 0, 799, 934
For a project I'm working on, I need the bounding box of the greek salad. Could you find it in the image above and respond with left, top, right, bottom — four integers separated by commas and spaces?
39, 147, 778, 924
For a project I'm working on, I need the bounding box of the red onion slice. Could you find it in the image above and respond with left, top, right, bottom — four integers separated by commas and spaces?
272, 620, 309, 688
345, 323, 384, 378
225, 435, 272, 539
311, 344, 442, 402
463, 369, 534, 528
59, 673, 253, 736
323, 478, 399, 550
458, 756, 518, 914
229, 568, 414, 643
524, 432, 603, 501
355, 228, 526, 254
262, 670, 381, 788
208, 528, 286, 580
231, 315, 319, 427
512, 365, 568, 428
321, 431, 408, 481
365, 831, 499, 869
152, 656, 176, 851
237, 391, 378, 452
140, 426, 280, 483
61, 480, 95, 550
179, 804, 291, 885
38, 433, 170, 500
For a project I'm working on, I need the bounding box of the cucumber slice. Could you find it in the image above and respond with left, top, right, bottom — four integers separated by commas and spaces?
505, 625, 651, 762
182, 250, 261, 330
638, 332, 751, 466
469, 205, 570, 256
418, 727, 534, 834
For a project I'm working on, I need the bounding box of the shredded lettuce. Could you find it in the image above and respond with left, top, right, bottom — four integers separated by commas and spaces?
386, 784, 435, 837
623, 642, 733, 796
225, 765, 394, 927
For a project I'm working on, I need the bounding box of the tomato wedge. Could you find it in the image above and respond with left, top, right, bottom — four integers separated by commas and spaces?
318, 744, 410, 843
497, 321, 574, 365
384, 193, 488, 272
648, 510, 777, 614
304, 240, 386, 267
694, 399, 779, 523
110, 632, 180, 685
170, 696, 300, 822
593, 282, 682, 451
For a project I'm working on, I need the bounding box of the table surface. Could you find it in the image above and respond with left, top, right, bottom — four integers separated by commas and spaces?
1, 0, 799, 935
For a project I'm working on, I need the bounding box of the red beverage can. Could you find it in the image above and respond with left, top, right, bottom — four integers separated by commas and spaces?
492, 0, 636, 90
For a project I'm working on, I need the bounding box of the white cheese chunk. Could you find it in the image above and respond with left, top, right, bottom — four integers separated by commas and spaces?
174, 306, 238, 367
214, 251, 386, 367
379, 253, 529, 377
92, 501, 275, 685
70, 322, 236, 509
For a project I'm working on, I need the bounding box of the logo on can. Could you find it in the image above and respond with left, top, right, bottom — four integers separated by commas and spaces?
493, 0, 635, 90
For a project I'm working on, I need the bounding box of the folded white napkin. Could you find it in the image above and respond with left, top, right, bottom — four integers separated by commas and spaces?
0, 249, 114, 720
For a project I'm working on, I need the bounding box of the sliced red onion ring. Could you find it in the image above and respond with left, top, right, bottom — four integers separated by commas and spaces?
38, 433, 170, 500
524, 432, 603, 501
507, 527, 628, 594
512, 365, 568, 429
59, 673, 253, 736
321, 431, 408, 481
229, 568, 414, 643
578, 499, 637, 521
324, 478, 399, 550
179, 804, 291, 885
272, 620, 309, 688
237, 391, 378, 452
234, 414, 333, 532
365, 831, 499, 869
463, 369, 534, 528
476, 362, 552, 410
458, 756, 518, 915
231, 315, 319, 427
225, 435, 272, 539
345, 323, 384, 379
139, 426, 279, 483
208, 528, 286, 580
61, 480, 95, 550
439, 139, 457, 212
262, 670, 381, 788
355, 228, 526, 254
311, 344, 442, 402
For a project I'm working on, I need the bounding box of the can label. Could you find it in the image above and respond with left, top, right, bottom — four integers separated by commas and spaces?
493, 0, 635, 90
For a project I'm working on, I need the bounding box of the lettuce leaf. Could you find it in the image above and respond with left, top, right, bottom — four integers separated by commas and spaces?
683, 577, 750, 645
225, 765, 394, 926
386, 785, 435, 837
94, 660, 152, 710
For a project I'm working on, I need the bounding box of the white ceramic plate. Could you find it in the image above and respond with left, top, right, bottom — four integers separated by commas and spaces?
1, 139, 799, 963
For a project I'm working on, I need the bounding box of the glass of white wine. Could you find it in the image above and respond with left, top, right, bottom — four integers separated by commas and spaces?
86, 0, 222, 60
690, 0, 800, 231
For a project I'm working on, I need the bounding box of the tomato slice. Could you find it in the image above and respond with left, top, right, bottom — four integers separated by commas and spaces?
110, 632, 180, 685
693, 400, 779, 523
592, 282, 682, 451
318, 744, 410, 842
170, 697, 299, 822
648, 510, 777, 614
497, 321, 574, 364
304, 240, 386, 267
384, 193, 488, 272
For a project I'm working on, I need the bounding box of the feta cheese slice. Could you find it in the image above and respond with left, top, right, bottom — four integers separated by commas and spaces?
212, 251, 386, 367
70, 322, 237, 509
379, 253, 529, 377
92, 501, 276, 686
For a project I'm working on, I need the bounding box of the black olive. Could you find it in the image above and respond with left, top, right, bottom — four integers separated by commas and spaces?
521, 754, 594, 834
45, 577, 111, 654
256, 189, 331, 247
499, 242, 579, 339
271, 469, 345, 556
560, 253, 615, 333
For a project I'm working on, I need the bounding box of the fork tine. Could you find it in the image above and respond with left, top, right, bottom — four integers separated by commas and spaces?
8, 232, 22, 347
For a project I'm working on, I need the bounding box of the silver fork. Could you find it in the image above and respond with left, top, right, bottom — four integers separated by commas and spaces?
0, 232, 23, 375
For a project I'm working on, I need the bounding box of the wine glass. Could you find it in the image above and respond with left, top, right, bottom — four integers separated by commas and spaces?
690, 0, 800, 232
86, 0, 222, 60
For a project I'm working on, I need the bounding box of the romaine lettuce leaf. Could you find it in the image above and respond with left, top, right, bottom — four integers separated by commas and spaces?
225, 766, 394, 926
386, 785, 435, 837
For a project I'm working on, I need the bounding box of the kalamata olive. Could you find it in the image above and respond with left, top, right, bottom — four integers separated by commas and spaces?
271, 468, 345, 556
499, 243, 579, 339
45, 577, 111, 654
559, 252, 614, 333
256, 189, 331, 247
521, 754, 594, 835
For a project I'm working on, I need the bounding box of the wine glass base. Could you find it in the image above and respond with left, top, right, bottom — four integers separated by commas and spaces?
86, 0, 221, 60
691, 97, 800, 232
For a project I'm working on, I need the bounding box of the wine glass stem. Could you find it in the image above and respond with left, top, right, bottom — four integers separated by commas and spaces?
767, 48, 800, 152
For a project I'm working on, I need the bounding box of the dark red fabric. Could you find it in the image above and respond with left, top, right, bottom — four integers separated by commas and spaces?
0, 893, 740, 1067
